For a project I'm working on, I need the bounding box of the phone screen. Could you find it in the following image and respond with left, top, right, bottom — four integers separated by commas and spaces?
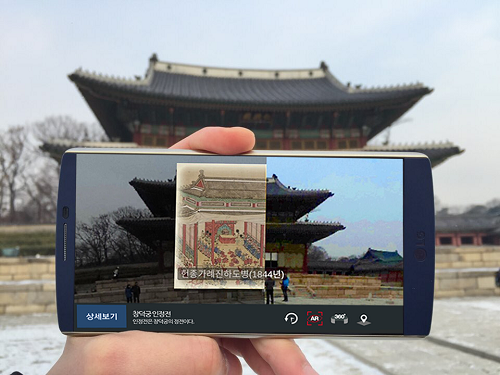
73, 154, 403, 335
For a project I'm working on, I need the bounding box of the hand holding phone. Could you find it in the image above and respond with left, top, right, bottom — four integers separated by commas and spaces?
49, 127, 318, 375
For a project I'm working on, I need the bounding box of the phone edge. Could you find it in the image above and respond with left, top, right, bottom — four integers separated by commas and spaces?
58, 149, 434, 337
56, 152, 76, 333
403, 157, 435, 336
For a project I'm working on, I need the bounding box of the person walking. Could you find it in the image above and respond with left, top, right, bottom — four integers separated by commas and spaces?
265, 276, 275, 304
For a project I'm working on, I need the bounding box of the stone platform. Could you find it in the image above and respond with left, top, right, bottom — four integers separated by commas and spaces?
435, 246, 500, 298
288, 273, 403, 300
0, 257, 56, 314
75, 273, 263, 304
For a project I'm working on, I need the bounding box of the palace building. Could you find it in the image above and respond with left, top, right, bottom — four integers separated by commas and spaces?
435, 205, 500, 247
117, 174, 345, 274
41, 54, 463, 167
66, 54, 462, 164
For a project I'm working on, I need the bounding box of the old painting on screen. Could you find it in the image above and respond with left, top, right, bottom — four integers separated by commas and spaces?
74, 154, 403, 306
174, 163, 267, 289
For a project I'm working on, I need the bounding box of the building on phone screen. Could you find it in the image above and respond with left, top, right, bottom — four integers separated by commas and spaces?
116, 173, 345, 275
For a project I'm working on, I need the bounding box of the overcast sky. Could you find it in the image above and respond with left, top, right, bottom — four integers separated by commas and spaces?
1, 1, 499, 208
267, 157, 403, 257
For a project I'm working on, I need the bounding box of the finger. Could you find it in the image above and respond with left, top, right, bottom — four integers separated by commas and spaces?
251, 338, 318, 375
220, 338, 274, 375
169, 127, 255, 154
70, 332, 234, 375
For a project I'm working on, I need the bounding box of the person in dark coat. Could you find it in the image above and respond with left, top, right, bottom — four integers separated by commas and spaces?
125, 284, 133, 303
132, 282, 141, 303
265, 276, 275, 304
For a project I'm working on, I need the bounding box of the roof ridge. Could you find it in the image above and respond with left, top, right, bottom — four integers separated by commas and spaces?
70, 67, 152, 86
364, 141, 461, 150
267, 175, 332, 194
354, 81, 429, 93
130, 177, 175, 184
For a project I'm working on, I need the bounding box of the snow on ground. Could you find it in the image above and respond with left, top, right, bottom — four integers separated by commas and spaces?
0, 280, 54, 286
1, 297, 499, 374
0, 314, 66, 375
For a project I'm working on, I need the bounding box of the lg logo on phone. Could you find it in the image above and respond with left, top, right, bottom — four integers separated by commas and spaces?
415, 231, 427, 261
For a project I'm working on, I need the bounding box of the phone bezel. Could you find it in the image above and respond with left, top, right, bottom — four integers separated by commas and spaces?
56, 149, 434, 337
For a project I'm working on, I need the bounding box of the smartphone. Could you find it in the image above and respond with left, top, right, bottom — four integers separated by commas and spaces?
56, 149, 434, 337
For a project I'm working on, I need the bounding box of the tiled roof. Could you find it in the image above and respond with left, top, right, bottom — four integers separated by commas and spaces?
354, 260, 403, 272
266, 174, 333, 197
363, 141, 464, 167
69, 55, 431, 108
266, 222, 345, 244
116, 217, 175, 245
40, 139, 139, 163
362, 249, 403, 263
129, 178, 176, 218
436, 208, 500, 233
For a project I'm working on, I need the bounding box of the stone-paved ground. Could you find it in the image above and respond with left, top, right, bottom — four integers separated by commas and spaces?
1, 297, 499, 374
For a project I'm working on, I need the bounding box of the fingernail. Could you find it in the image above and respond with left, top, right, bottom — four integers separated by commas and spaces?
303, 363, 319, 375
221, 347, 230, 375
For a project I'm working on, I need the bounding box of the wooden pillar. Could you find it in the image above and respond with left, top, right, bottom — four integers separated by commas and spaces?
284, 111, 291, 149
194, 223, 198, 266
211, 220, 216, 264
302, 243, 309, 273
169, 107, 175, 145
476, 233, 483, 246
182, 224, 186, 255
260, 224, 265, 267
244, 222, 247, 236
330, 112, 338, 149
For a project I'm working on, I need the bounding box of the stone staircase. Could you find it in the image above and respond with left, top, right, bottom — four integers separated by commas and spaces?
288, 273, 402, 300
435, 246, 500, 298
74, 273, 263, 304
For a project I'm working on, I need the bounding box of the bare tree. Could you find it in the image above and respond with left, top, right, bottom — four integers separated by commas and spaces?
21, 159, 59, 223
75, 207, 154, 267
307, 245, 331, 263
0, 126, 30, 222
111, 206, 155, 263
76, 214, 113, 266
0, 171, 5, 218
32, 115, 108, 144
